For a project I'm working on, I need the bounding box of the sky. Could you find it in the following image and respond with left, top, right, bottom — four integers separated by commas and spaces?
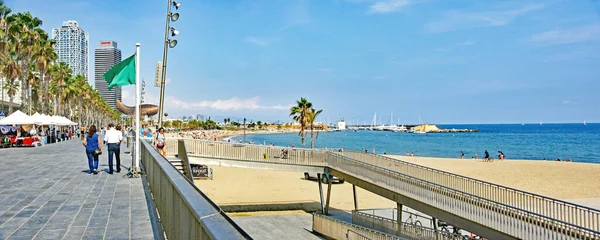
5, 0, 600, 124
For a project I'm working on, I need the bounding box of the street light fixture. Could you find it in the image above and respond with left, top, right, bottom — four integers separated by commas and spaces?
243, 118, 247, 143
158, 0, 181, 128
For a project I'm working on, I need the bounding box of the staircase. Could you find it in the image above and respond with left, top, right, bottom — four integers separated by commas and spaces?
168, 158, 185, 175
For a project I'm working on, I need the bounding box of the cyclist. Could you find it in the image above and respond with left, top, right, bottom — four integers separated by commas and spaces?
484, 150, 490, 161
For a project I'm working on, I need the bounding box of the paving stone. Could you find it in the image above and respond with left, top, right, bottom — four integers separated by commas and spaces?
63, 226, 86, 239
0, 141, 155, 239
33, 228, 67, 240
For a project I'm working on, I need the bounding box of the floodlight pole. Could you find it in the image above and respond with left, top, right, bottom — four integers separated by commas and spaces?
157, 0, 172, 128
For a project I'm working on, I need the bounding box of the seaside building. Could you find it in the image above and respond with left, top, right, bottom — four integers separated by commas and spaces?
52, 20, 89, 80
94, 41, 122, 110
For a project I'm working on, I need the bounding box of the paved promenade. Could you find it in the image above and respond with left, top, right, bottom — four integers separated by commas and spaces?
0, 140, 156, 240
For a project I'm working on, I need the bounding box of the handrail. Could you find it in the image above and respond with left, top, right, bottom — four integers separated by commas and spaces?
313, 213, 405, 240
139, 139, 251, 239
179, 139, 600, 238
327, 152, 600, 239
341, 150, 600, 230
352, 210, 467, 240
177, 139, 194, 181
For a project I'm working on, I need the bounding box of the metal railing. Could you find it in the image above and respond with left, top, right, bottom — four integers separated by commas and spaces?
182, 139, 328, 167
341, 151, 600, 232
327, 152, 600, 239
352, 210, 467, 240
139, 139, 251, 239
173, 139, 600, 238
312, 213, 405, 240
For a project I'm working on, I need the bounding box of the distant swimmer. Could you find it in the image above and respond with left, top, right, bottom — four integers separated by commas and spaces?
461, 151, 465, 159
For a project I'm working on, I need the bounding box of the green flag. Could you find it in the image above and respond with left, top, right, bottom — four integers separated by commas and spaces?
103, 53, 136, 90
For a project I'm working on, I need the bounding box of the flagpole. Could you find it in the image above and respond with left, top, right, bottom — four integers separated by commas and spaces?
135, 43, 141, 172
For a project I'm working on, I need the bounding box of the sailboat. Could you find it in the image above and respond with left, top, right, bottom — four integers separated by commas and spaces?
584, 120, 587, 126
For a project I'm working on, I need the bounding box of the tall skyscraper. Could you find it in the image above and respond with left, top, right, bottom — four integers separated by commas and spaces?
94, 41, 122, 110
52, 20, 89, 79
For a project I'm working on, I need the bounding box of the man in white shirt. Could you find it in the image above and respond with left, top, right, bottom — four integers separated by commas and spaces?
104, 123, 123, 174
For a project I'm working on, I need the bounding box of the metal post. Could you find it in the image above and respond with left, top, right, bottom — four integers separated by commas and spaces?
243, 118, 246, 143
432, 217, 440, 240
325, 176, 332, 215
157, 0, 172, 128
135, 43, 141, 171
352, 184, 358, 211
397, 203, 403, 235
28, 85, 31, 115
317, 173, 325, 214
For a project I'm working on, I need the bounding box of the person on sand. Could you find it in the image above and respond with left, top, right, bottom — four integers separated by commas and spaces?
484, 150, 490, 160
566, 158, 572, 162
461, 151, 465, 159
475, 154, 478, 159
406, 152, 410, 156
498, 151, 505, 160
556, 158, 561, 161
411, 152, 414, 157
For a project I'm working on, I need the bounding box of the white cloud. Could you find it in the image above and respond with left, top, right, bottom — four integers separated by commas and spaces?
244, 37, 269, 47
562, 100, 572, 105
244, 36, 280, 47
368, 0, 411, 14
458, 41, 476, 46
426, 4, 545, 33
317, 68, 333, 72
530, 24, 600, 45
166, 96, 292, 111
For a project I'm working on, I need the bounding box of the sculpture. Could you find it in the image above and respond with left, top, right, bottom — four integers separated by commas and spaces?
116, 100, 159, 117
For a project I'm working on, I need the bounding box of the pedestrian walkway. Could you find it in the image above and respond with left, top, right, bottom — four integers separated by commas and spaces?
0, 140, 156, 240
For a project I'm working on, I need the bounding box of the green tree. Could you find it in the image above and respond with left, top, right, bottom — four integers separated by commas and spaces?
257, 120, 262, 129
289, 97, 312, 148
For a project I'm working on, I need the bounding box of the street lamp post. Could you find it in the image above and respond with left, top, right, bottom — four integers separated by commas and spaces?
157, 0, 181, 128
243, 118, 246, 143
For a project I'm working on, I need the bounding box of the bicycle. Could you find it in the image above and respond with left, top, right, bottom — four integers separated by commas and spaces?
483, 156, 494, 162
438, 220, 468, 240
404, 212, 423, 236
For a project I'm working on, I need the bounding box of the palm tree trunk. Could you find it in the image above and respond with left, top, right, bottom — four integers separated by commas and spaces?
310, 125, 315, 149
8, 96, 13, 114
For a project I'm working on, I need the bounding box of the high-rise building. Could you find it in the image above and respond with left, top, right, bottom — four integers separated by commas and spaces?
94, 41, 122, 110
52, 20, 89, 79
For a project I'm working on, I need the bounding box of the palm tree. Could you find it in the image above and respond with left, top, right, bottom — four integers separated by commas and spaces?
307, 108, 323, 149
31, 37, 56, 114
290, 97, 312, 148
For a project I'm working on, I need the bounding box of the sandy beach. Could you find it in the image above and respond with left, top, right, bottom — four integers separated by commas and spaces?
387, 155, 600, 200
194, 166, 396, 212
165, 128, 297, 141
193, 155, 600, 212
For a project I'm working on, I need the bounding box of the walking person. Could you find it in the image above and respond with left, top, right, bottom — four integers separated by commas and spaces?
115, 125, 123, 172
104, 123, 123, 174
83, 125, 102, 174
155, 127, 167, 157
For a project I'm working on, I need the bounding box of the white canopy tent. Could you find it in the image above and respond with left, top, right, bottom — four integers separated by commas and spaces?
0, 110, 35, 125
31, 113, 54, 125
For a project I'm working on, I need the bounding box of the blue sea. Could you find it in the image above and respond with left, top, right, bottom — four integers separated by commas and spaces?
240, 124, 600, 164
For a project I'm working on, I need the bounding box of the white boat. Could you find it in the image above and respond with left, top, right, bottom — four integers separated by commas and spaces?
584, 120, 587, 126
413, 130, 427, 134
